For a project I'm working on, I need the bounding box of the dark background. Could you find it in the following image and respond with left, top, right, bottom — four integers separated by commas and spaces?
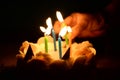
0, 0, 120, 79
1, 0, 113, 44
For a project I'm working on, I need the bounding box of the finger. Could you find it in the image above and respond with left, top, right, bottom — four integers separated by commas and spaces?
64, 16, 73, 26
53, 16, 73, 35
78, 29, 105, 38
53, 21, 61, 34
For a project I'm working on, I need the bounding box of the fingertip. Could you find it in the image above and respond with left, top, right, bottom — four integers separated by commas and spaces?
64, 16, 73, 26
53, 21, 61, 34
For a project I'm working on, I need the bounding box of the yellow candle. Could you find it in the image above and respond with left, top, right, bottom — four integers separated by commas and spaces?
44, 35, 48, 53
40, 26, 49, 53
56, 11, 71, 46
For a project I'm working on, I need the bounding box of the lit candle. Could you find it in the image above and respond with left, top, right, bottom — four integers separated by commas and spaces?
56, 11, 69, 45
66, 26, 72, 55
46, 17, 57, 51
58, 27, 64, 59
58, 35, 62, 59
67, 26, 72, 46
63, 26, 72, 46
40, 26, 49, 53
58, 27, 70, 59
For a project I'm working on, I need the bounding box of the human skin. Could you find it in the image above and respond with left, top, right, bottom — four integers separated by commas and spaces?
53, 12, 107, 40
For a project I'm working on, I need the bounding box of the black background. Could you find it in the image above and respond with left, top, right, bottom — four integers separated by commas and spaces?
0, 0, 113, 43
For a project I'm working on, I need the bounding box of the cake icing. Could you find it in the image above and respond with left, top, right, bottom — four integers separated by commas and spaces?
16, 36, 96, 66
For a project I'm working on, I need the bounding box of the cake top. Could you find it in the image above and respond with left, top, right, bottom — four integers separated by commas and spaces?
17, 36, 96, 65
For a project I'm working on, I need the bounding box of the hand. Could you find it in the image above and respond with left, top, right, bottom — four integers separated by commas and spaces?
54, 12, 107, 40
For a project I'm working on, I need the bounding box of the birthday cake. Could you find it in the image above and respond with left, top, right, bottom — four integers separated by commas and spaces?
16, 36, 96, 80
15, 11, 96, 79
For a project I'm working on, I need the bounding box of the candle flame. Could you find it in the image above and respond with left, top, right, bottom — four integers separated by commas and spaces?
40, 26, 50, 35
59, 26, 72, 37
46, 17, 53, 29
59, 27, 67, 37
56, 11, 64, 22
67, 26, 72, 32
40, 26, 46, 33
40, 17, 53, 35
